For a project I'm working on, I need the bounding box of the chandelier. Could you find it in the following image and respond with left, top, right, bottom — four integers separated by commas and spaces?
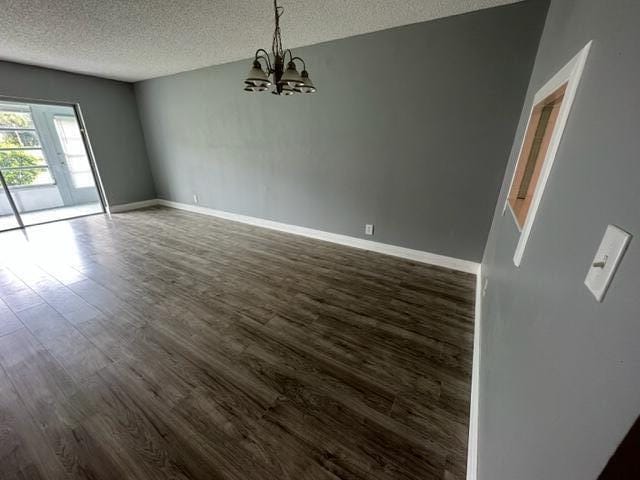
244, 0, 316, 95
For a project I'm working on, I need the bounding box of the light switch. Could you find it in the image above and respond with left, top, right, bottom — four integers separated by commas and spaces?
584, 225, 631, 302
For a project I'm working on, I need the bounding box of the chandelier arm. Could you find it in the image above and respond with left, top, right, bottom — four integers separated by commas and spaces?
255, 56, 272, 73
254, 49, 273, 72
290, 56, 307, 71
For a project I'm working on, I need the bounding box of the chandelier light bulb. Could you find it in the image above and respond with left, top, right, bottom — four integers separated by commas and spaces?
294, 70, 316, 93
280, 62, 303, 87
244, 60, 271, 89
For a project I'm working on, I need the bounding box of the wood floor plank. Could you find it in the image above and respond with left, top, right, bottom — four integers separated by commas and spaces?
0, 299, 23, 338
0, 207, 475, 479
0, 365, 68, 480
80, 367, 233, 480
0, 328, 123, 480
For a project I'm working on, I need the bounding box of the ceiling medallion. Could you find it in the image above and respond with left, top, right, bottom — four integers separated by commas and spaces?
244, 0, 316, 95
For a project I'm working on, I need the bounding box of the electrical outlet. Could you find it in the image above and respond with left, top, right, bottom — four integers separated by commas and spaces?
193, 194, 199, 204
482, 278, 488, 297
365, 224, 374, 236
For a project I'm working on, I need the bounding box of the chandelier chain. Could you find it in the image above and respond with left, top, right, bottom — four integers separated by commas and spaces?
272, 0, 284, 59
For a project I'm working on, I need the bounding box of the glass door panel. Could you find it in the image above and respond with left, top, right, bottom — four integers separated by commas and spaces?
53, 114, 101, 202
0, 180, 21, 231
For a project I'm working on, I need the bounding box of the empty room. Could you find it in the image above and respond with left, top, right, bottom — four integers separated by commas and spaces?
0, 0, 638, 479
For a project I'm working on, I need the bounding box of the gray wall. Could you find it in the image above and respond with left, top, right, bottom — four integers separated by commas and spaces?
0, 61, 156, 206
479, 0, 640, 478
135, 1, 548, 262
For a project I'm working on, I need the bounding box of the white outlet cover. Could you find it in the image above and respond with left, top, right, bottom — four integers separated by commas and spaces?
365, 224, 374, 236
584, 225, 631, 302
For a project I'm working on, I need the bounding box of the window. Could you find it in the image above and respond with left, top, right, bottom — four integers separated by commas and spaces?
0, 104, 55, 188
504, 42, 592, 266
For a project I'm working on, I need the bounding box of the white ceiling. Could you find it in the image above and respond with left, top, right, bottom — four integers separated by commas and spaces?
0, 0, 520, 82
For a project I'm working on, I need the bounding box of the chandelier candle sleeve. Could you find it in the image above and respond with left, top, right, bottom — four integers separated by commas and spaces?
243, 0, 316, 95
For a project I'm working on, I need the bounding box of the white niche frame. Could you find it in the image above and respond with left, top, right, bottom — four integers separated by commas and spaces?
503, 41, 592, 267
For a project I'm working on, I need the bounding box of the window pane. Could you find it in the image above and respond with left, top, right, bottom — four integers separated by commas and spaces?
0, 131, 21, 148
30, 168, 55, 186
66, 154, 89, 172
71, 172, 95, 188
0, 149, 48, 168
1, 166, 54, 187
0, 110, 34, 129
54, 116, 86, 155
17, 131, 40, 147
0, 131, 40, 148
66, 155, 94, 188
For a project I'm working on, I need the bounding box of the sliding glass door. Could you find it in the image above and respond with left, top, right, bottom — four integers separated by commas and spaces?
0, 100, 104, 231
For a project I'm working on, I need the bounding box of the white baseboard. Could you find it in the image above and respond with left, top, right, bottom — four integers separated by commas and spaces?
156, 199, 480, 274
466, 268, 482, 480
108, 199, 159, 213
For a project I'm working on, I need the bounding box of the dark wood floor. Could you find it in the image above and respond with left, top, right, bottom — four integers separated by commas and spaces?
0, 207, 475, 480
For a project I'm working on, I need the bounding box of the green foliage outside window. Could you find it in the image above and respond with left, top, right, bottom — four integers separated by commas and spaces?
0, 151, 41, 186
0, 112, 42, 186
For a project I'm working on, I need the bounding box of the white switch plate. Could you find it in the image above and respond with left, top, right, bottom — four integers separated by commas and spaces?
365, 224, 374, 236
584, 225, 631, 302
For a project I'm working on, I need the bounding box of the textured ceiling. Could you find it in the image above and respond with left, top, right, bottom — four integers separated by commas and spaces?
0, 0, 521, 82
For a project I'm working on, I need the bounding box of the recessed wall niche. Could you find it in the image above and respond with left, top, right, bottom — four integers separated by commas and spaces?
508, 83, 567, 230
504, 42, 592, 266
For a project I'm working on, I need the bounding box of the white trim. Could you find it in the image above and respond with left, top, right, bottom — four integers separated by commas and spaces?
466, 267, 482, 480
157, 199, 480, 274
109, 199, 159, 213
74, 104, 110, 214
504, 41, 592, 267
